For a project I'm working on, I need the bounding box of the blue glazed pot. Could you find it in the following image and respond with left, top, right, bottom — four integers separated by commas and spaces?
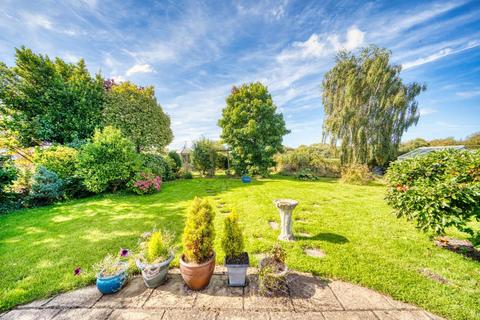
241, 175, 251, 183
96, 262, 128, 294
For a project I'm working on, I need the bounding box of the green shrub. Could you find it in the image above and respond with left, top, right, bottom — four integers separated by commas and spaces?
192, 137, 217, 176
144, 230, 173, 264
181, 170, 193, 179
33, 146, 77, 179
258, 243, 287, 295
128, 171, 162, 195
33, 146, 88, 198
168, 151, 182, 173
0, 155, 17, 196
76, 126, 140, 193
182, 197, 215, 263
221, 210, 245, 259
386, 149, 480, 242
275, 144, 340, 178
141, 153, 175, 181
294, 168, 320, 181
341, 164, 373, 185
29, 166, 64, 205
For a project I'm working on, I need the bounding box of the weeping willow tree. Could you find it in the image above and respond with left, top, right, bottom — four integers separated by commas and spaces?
322, 46, 426, 166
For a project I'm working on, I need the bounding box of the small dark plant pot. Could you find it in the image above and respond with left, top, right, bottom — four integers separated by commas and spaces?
96, 262, 128, 294
225, 252, 249, 287
241, 176, 251, 183
136, 252, 174, 288
180, 252, 216, 290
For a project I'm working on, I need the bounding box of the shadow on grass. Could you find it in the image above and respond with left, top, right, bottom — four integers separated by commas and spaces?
297, 232, 349, 244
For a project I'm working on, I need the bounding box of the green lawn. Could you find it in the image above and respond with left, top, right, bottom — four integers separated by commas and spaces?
0, 177, 478, 319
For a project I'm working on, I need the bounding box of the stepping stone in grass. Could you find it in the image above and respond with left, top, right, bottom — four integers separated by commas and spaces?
304, 248, 326, 258
269, 221, 279, 230
297, 232, 312, 238
253, 253, 266, 261
418, 268, 450, 285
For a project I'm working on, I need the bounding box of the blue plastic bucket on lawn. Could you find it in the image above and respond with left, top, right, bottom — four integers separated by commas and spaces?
241, 176, 251, 183
96, 262, 128, 294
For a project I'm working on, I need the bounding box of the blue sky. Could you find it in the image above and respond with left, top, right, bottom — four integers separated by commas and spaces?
0, 0, 479, 149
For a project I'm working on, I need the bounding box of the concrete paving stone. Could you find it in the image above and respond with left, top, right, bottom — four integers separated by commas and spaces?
195, 275, 243, 310
142, 274, 196, 309
269, 311, 325, 320
16, 297, 53, 309
162, 309, 217, 320
0, 309, 60, 320
328, 281, 394, 310
44, 285, 101, 308
94, 277, 153, 309
54, 308, 112, 320
423, 311, 446, 320
374, 310, 432, 320
287, 273, 343, 312
382, 296, 418, 310
217, 311, 269, 320
107, 309, 166, 320
322, 311, 378, 320
243, 274, 294, 312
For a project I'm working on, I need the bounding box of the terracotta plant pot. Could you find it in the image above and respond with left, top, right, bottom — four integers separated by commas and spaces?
180, 252, 216, 290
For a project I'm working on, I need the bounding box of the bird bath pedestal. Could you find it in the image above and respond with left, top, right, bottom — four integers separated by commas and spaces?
273, 199, 298, 241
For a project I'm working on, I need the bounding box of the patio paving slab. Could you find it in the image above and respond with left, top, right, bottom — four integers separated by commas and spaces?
194, 275, 243, 310
94, 277, 153, 309
328, 280, 395, 310
1, 267, 445, 320
54, 308, 112, 320
287, 273, 343, 311
44, 285, 101, 308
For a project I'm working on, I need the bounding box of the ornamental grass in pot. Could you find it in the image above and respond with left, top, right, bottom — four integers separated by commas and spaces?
180, 197, 216, 290
95, 253, 129, 294
258, 243, 288, 296
222, 209, 249, 287
136, 229, 175, 288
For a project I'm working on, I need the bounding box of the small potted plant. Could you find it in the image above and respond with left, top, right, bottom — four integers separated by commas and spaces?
136, 229, 175, 288
258, 243, 288, 295
180, 197, 216, 290
221, 209, 249, 286
94, 253, 129, 294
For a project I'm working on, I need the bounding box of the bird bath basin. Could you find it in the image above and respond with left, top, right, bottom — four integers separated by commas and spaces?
273, 199, 299, 241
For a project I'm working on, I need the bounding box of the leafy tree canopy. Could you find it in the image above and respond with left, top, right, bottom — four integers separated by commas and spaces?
0, 47, 105, 146
322, 45, 426, 167
219, 82, 289, 176
104, 81, 173, 152
192, 137, 217, 176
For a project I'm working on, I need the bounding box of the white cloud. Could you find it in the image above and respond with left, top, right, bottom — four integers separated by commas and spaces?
125, 64, 154, 76
456, 89, 480, 98
328, 26, 365, 51
277, 26, 365, 62
23, 13, 54, 30
419, 108, 437, 116
402, 40, 480, 70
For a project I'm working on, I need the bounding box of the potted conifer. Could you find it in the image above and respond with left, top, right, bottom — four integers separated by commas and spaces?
180, 197, 216, 290
222, 210, 249, 286
136, 229, 175, 288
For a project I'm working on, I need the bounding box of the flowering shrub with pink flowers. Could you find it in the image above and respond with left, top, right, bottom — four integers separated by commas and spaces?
129, 171, 162, 195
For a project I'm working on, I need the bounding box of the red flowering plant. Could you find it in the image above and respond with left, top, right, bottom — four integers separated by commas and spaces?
128, 171, 162, 195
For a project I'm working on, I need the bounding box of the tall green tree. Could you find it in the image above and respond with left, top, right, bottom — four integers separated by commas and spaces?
192, 137, 217, 176
104, 82, 173, 153
322, 46, 426, 166
219, 82, 289, 176
0, 47, 106, 146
